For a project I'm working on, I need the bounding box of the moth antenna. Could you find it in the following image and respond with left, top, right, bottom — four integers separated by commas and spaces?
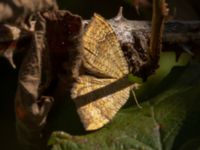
131, 89, 142, 109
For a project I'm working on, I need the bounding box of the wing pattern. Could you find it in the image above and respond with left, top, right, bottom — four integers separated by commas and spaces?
71, 14, 132, 131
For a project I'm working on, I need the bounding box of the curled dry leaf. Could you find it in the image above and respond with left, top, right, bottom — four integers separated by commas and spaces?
41, 10, 82, 93
0, 24, 32, 68
15, 14, 53, 149
14, 10, 82, 149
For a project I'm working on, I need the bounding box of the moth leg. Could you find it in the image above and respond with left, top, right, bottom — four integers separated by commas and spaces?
131, 83, 142, 108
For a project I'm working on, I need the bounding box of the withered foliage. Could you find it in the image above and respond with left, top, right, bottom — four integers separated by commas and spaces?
0, 24, 32, 68
42, 10, 82, 78
14, 11, 82, 149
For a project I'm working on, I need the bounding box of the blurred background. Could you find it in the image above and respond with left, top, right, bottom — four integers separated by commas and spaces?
57, 0, 200, 20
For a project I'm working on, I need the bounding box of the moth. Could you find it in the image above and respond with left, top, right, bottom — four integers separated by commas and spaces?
71, 14, 140, 131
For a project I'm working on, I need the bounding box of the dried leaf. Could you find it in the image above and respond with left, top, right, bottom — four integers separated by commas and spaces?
14, 10, 82, 149
15, 14, 53, 149
0, 24, 31, 68
42, 10, 82, 75
40, 10, 82, 99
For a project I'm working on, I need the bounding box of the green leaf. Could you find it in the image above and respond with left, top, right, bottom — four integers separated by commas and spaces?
48, 62, 200, 150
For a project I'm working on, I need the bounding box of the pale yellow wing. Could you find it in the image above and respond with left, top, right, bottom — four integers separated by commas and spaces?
82, 14, 128, 78
71, 75, 131, 131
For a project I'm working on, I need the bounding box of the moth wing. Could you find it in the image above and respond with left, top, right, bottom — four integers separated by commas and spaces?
82, 14, 128, 78
71, 75, 131, 131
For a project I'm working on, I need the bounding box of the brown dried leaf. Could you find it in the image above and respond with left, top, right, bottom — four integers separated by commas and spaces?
0, 24, 31, 68
14, 10, 82, 149
40, 10, 82, 96
15, 14, 53, 149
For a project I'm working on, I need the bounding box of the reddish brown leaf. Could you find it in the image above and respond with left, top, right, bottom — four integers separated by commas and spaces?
42, 10, 82, 76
